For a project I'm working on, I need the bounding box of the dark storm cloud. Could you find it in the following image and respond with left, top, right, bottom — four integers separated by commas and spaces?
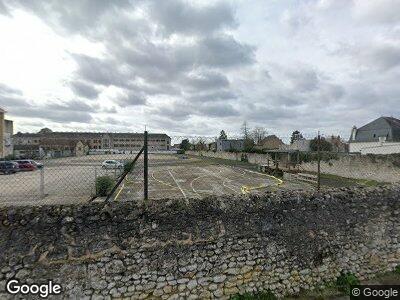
148, 0, 237, 36
68, 80, 99, 99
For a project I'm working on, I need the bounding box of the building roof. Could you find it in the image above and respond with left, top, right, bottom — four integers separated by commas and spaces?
13, 144, 40, 151
353, 116, 400, 142
0, 107, 5, 113
13, 131, 171, 139
382, 117, 400, 130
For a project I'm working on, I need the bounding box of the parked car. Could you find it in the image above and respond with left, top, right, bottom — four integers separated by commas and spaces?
0, 161, 19, 175
102, 160, 124, 169
24, 160, 43, 169
15, 160, 38, 171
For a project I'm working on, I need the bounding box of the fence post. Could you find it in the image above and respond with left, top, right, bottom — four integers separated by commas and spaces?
40, 168, 45, 199
317, 132, 321, 191
94, 166, 98, 195
144, 130, 149, 201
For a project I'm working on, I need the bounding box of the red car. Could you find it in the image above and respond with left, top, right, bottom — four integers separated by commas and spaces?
15, 160, 38, 171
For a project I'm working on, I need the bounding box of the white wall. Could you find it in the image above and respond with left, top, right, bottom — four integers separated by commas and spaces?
350, 141, 400, 154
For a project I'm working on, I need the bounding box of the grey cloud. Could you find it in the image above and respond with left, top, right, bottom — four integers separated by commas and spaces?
0, 83, 23, 96
353, 0, 400, 25
196, 35, 255, 67
149, 99, 239, 121
188, 90, 237, 103
47, 99, 96, 113
197, 103, 239, 117
148, 0, 237, 35
69, 80, 99, 99
71, 54, 133, 88
114, 91, 147, 107
0, 0, 10, 16
183, 70, 229, 91
0, 83, 28, 108
285, 68, 319, 92
7, 0, 133, 35
14, 107, 93, 123
365, 43, 400, 71
281, 9, 311, 34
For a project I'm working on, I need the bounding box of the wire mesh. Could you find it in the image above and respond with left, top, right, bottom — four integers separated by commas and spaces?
1, 132, 400, 206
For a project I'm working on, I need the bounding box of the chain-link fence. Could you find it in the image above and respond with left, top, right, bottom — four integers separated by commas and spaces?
1, 131, 400, 206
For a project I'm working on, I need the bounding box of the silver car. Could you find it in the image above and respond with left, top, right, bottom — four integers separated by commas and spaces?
101, 160, 124, 169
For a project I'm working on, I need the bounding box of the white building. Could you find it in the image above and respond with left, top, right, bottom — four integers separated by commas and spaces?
0, 107, 14, 159
349, 117, 400, 154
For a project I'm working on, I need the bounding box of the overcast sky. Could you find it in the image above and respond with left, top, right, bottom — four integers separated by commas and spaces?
0, 0, 399, 139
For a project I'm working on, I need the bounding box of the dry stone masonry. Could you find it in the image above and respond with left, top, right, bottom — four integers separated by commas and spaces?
0, 186, 399, 299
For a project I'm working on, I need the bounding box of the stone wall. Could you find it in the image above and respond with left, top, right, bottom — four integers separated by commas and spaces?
300, 155, 400, 183
0, 186, 399, 299
187, 151, 274, 165
188, 151, 400, 183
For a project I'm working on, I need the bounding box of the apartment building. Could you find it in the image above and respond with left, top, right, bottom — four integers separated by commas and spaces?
13, 130, 171, 157
0, 107, 14, 158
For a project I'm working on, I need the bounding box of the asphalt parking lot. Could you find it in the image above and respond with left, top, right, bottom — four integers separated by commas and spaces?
0, 153, 286, 206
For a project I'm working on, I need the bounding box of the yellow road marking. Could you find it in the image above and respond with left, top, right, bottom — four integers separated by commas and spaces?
114, 181, 125, 201
240, 169, 284, 195
152, 172, 177, 189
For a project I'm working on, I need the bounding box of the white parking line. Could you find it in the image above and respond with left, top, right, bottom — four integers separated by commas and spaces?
198, 167, 237, 193
168, 170, 188, 203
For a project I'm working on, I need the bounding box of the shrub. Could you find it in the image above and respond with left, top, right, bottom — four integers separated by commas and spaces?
124, 161, 134, 173
395, 265, 400, 275
230, 291, 277, 300
336, 272, 360, 294
96, 176, 114, 197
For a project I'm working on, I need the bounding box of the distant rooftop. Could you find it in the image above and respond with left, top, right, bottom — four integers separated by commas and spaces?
14, 131, 170, 139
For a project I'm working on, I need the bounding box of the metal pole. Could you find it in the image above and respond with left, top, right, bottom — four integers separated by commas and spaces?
144, 130, 149, 201
94, 166, 97, 195
317, 132, 321, 191
40, 168, 45, 199
105, 147, 144, 202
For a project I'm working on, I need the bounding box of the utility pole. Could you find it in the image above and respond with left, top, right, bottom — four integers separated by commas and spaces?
317, 131, 321, 191
144, 130, 148, 200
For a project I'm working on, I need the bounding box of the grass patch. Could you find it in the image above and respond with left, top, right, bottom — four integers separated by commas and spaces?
231, 291, 277, 300
395, 265, 400, 275
319, 173, 385, 188
336, 272, 360, 294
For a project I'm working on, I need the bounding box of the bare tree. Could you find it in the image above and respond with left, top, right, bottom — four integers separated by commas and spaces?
252, 127, 267, 144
